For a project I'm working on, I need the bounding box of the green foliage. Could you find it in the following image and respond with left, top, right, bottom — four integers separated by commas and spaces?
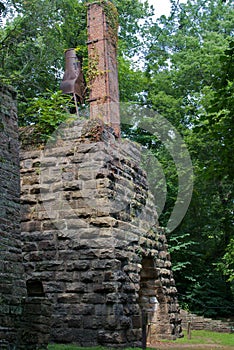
0, 0, 86, 102
137, 0, 234, 317
21, 90, 73, 140
103, 1, 119, 40
217, 238, 234, 282
118, 51, 147, 103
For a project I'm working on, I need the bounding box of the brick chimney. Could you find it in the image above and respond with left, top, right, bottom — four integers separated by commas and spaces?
87, 1, 120, 137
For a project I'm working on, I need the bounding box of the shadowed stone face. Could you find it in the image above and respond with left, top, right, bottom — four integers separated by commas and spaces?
0, 84, 52, 350
20, 118, 182, 347
0, 84, 25, 348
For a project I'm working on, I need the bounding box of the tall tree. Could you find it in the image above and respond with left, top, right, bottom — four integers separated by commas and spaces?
141, 0, 234, 316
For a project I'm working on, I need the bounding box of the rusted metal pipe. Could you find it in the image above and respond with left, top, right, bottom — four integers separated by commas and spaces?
60, 48, 86, 105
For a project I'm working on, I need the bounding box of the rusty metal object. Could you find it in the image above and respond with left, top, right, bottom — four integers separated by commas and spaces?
60, 48, 86, 105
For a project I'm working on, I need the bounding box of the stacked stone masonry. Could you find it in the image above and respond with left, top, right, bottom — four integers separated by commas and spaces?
20, 118, 182, 347
0, 84, 51, 349
1, 83, 181, 348
181, 310, 234, 334
0, 84, 25, 348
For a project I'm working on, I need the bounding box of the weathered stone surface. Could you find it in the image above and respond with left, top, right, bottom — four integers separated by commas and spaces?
18, 297, 52, 349
19, 118, 182, 347
0, 84, 25, 348
0, 84, 51, 349
181, 309, 234, 333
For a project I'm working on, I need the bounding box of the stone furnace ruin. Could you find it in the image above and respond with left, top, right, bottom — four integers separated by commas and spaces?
0, 85, 51, 349
0, 1, 182, 348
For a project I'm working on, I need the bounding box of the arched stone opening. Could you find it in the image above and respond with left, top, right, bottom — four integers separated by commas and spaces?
139, 256, 159, 345
139, 255, 170, 345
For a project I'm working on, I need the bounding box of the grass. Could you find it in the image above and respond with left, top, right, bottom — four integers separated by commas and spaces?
48, 348, 143, 350
48, 346, 104, 350
48, 331, 234, 349
174, 330, 234, 346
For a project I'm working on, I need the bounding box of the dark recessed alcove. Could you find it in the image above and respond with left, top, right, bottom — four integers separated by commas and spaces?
26, 280, 45, 297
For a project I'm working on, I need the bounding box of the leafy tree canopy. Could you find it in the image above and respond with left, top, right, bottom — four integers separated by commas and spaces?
141, 0, 234, 316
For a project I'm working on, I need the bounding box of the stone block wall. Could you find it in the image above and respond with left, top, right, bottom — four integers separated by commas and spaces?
20, 118, 182, 347
181, 310, 234, 334
18, 297, 52, 349
0, 84, 26, 348
0, 84, 51, 349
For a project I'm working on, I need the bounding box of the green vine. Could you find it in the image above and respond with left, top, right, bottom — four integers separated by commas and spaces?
103, 1, 118, 44
86, 44, 100, 88
86, 1, 118, 44
85, 1, 118, 88
86, 44, 110, 90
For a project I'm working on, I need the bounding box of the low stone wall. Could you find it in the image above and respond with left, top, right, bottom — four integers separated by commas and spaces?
181, 310, 234, 333
20, 118, 182, 347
